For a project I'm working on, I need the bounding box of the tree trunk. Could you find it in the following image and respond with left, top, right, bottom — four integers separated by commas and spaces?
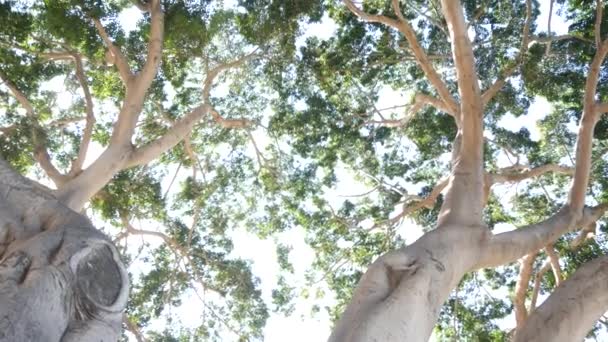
0, 158, 128, 341
328, 228, 490, 341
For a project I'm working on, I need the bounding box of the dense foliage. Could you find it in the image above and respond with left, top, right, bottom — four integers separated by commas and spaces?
1, 0, 608, 340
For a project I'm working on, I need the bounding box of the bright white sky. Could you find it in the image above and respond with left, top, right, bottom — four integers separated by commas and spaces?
43, 1, 583, 341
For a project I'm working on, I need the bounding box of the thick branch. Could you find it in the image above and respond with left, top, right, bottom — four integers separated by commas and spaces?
597, 102, 608, 114
481, 0, 532, 106
438, 0, 485, 227
127, 105, 207, 167
515, 254, 608, 341
127, 53, 257, 168
135, 0, 163, 89
489, 164, 573, 184
342, 0, 458, 115
479, 204, 608, 268
34, 147, 69, 186
568, 38, 608, 211
389, 163, 572, 224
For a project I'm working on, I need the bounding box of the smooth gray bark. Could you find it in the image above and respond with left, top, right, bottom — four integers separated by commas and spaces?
0, 158, 128, 341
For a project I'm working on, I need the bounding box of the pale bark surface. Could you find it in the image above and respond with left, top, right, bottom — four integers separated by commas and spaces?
0, 158, 128, 341
330, 0, 608, 341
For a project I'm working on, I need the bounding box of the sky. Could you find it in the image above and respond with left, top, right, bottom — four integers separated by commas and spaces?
41, 1, 582, 341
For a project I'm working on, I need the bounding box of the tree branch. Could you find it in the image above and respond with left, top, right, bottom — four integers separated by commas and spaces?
481, 0, 532, 106
545, 0, 555, 55
135, 0, 163, 89
123, 314, 147, 342
568, 38, 608, 211
69, 53, 96, 176
119, 216, 226, 296
515, 254, 608, 341
438, 0, 485, 227
596, 0, 604, 47
127, 52, 258, 168
342, 0, 458, 115
514, 253, 536, 328
479, 204, 608, 268
489, 164, 573, 184
545, 245, 563, 285
363, 93, 453, 127
0, 70, 67, 186
530, 259, 552, 310
597, 101, 608, 114
92, 18, 132, 83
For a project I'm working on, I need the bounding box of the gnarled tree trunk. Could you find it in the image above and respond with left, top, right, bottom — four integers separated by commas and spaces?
0, 158, 128, 341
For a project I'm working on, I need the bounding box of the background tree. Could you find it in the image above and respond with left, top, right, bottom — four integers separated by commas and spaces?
0, 0, 321, 340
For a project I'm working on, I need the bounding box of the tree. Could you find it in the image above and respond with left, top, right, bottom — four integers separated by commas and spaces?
0, 0, 321, 340
272, 0, 608, 340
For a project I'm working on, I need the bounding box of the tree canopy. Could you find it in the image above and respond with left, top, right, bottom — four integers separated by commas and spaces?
1, 0, 608, 340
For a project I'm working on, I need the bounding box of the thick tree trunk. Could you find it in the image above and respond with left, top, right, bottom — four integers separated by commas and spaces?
328, 228, 490, 341
0, 158, 128, 341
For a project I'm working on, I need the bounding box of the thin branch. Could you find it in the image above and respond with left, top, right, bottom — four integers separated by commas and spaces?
69, 52, 96, 176
0, 70, 35, 116
119, 216, 225, 296
514, 253, 536, 328
529, 34, 593, 45
530, 259, 552, 310
0, 70, 67, 186
596, 0, 604, 47
545, 245, 563, 286
131, 0, 150, 12
123, 314, 147, 342
209, 108, 252, 129
202, 50, 259, 102
363, 93, 453, 127
570, 222, 596, 248
481, 0, 532, 106
92, 18, 132, 83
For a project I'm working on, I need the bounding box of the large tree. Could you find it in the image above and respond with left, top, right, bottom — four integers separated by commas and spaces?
265, 0, 608, 341
0, 0, 321, 340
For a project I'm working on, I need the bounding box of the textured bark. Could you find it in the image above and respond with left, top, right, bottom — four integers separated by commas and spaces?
0, 158, 128, 341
